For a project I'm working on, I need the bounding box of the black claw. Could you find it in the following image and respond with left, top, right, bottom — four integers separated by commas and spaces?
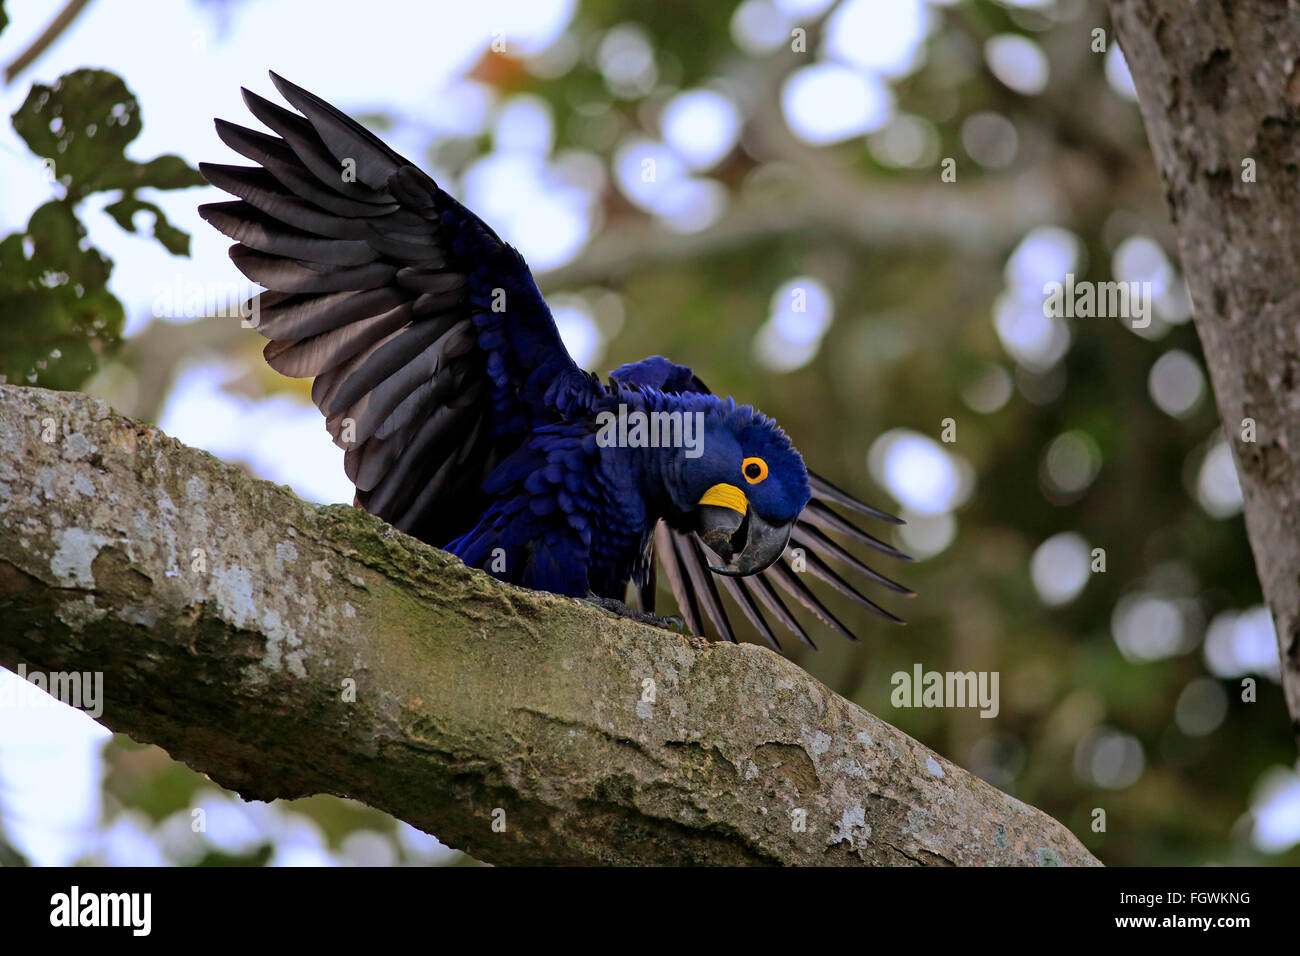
584, 595, 684, 633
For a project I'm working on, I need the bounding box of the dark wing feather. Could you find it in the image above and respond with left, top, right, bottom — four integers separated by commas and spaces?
682, 533, 737, 645
807, 471, 904, 525
655, 523, 703, 637
790, 523, 913, 596
627, 359, 912, 646
742, 569, 817, 650
655, 474, 912, 647
715, 568, 782, 651
800, 498, 911, 560
202, 72, 597, 548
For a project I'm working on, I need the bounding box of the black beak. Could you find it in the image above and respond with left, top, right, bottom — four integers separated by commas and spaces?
697, 506, 793, 577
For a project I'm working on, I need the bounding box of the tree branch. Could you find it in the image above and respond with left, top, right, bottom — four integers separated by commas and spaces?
1108, 0, 1300, 743
0, 384, 1097, 865
3, 0, 94, 84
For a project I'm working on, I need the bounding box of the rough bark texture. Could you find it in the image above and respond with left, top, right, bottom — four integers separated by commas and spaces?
0, 384, 1097, 866
1108, 0, 1300, 739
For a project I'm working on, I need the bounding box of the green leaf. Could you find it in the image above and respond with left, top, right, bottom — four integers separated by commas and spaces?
1, 67, 205, 390
97, 153, 207, 193
12, 69, 143, 197
0, 277, 124, 391
104, 195, 191, 256
25, 200, 112, 291
0, 200, 122, 389
10, 68, 203, 249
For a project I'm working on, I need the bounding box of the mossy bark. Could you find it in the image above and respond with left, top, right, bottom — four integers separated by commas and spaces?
0, 384, 1098, 865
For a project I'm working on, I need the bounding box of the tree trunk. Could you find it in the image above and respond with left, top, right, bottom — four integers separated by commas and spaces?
1108, 0, 1300, 739
0, 384, 1096, 866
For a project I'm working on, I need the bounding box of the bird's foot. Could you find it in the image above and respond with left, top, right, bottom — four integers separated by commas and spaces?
584, 594, 685, 633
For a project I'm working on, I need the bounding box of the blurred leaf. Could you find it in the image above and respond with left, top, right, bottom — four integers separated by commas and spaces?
196, 844, 274, 867
105, 196, 191, 255
2, 68, 204, 389
10, 67, 202, 212
0, 201, 122, 388
12, 69, 142, 194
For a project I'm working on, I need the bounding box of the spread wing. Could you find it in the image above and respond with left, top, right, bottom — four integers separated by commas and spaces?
200, 72, 597, 548
619, 362, 913, 649
653, 473, 913, 650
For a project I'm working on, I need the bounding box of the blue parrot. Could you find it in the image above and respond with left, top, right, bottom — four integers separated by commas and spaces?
199, 73, 913, 650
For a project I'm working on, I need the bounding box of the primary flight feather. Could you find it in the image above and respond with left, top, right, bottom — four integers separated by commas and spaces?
199, 72, 913, 650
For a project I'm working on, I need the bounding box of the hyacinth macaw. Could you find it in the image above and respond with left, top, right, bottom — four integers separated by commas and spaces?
199, 73, 913, 650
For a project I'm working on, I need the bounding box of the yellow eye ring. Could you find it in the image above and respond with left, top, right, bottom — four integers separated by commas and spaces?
741, 457, 768, 484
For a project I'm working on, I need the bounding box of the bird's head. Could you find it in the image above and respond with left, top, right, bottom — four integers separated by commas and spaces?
663, 401, 811, 576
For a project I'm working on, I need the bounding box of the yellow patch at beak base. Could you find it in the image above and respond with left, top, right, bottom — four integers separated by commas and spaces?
698, 483, 748, 514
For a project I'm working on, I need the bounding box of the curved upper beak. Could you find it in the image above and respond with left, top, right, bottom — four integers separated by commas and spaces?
695, 483, 793, 577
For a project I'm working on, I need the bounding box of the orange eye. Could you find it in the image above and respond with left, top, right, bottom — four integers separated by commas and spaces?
742, 457, 768, 484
